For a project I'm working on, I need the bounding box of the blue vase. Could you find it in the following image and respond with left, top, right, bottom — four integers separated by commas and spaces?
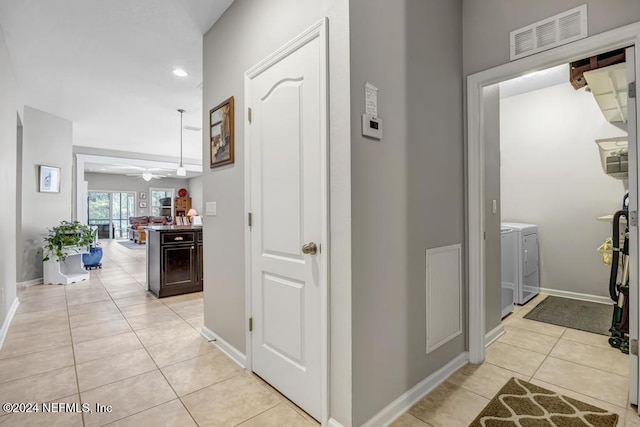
82, 247, 103, 269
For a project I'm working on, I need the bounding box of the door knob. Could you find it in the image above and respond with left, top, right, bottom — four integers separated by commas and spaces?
302, 242, 318, 255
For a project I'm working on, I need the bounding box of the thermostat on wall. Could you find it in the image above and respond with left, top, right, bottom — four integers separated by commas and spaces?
362, 114, 383, 140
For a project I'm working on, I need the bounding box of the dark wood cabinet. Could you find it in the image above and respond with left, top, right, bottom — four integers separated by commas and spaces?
147, 227, 203, 298
196, 230, 203, 287
174, 197, 192, 218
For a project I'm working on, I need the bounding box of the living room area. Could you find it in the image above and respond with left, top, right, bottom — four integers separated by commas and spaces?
84, 159, 203, 252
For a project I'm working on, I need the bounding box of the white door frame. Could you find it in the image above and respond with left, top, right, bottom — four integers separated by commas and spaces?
467, 22, 640, 365
243, 18, 330, 424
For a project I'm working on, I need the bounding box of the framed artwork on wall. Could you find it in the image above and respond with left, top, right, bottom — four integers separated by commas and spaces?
39, 165, 61, 193
210, 96, 234, 168
139, 192, 146, 200
139, 201, 147, 208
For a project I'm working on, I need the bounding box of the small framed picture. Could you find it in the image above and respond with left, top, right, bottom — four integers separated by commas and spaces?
175, 216, 184, 226
210, 96, 234, 168
139, 201, 147, 208
39, 165, 61, 193
139, 192, 146, 200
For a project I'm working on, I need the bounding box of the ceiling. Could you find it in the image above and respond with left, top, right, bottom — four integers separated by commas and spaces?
0, 0, 234, 163
499, 64, 569, 98
84, 159, 201, 180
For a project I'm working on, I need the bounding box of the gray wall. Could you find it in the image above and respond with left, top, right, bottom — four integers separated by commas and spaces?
20, 107, 72, 282
463, 0, 640, 75
187, 175, 203, 214
85, 172, 191, 217
500, 83, 626, 298
0, 24, 21, 332
202, 0, 352, 424
350, 0, 464, 424
483, 85, 502, 333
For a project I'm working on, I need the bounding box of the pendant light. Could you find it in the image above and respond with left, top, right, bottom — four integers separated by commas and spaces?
176, 108, 187, 177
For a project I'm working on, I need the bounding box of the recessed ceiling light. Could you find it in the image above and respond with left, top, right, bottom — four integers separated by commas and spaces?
100, 168, 106, 171
172, 68, 188, 77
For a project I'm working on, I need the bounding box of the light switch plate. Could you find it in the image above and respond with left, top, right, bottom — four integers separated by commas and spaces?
206, 202, 217, 216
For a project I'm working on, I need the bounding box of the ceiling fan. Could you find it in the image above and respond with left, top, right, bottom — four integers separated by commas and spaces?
126, 171, 167, 182
109, 164, 167, 181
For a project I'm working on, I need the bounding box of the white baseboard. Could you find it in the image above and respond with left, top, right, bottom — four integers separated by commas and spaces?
538, 288, 611, 305
485, 324, 505, 347
361, 352, 469, 427
17, 278, 44, 287
201, 326, 247, 369
0, 298, 20, 350
327, 418, 345, 427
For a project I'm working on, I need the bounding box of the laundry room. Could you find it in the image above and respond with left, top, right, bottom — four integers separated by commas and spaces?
496, 51, 630, 332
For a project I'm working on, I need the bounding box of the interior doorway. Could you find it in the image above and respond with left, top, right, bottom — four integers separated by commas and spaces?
15, 113, 22, 283
244, 19, 329, 423
467, 23, 640, 410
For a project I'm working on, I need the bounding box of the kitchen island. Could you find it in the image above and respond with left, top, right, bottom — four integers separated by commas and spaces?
146, 225, 203, 298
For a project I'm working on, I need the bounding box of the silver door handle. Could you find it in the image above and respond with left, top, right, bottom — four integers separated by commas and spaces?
302, 242, 318, 255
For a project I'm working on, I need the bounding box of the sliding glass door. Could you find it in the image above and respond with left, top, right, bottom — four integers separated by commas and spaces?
88, 191, 135, 239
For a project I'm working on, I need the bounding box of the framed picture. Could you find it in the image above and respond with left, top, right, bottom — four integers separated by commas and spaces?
139, 192, 146, 200
139, 201, 147, 208
39, 165, 61, 193
210, 96, 234, 168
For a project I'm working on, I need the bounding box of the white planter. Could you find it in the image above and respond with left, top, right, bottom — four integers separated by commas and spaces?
43, 246, 90, 285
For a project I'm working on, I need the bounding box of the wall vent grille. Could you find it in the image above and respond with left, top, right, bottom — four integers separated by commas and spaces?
426, 244, 463, 354
510, 5, 587, 61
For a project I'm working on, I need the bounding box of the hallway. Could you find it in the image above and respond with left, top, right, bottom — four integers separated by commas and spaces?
0, 240, 317, 426
1, 240, 638, 426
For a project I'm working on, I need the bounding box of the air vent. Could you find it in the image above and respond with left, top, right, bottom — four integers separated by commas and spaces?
510, 5, 587, 61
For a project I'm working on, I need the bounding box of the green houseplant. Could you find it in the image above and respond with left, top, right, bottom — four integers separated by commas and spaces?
43, 220, 96, 262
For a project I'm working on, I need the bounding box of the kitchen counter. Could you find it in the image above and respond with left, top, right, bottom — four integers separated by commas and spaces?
146, 226, 203, 298
144, 225, 203, 231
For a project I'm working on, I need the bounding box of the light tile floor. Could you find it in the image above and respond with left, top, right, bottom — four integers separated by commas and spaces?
0, 240, 317, 427
394, 293, 639, 427
3, 240, 638, 426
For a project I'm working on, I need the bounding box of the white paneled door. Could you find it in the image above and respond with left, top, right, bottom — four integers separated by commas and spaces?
246, 22, 326, 421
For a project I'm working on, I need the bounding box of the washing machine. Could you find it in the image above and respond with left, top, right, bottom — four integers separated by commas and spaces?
500, 227, 516, 318
501, 222, 540, 305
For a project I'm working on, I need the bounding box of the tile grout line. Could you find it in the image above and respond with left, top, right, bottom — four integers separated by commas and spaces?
528, 326, 565, 382
512, 320, 629, 412
64, 273, 93, 427
102, 247, 202, 426
68, 241, 178, 426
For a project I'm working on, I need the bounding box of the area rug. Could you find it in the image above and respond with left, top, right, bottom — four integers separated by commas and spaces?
469, 378, 618, 426
523, 296, 612, 336
117, 240, 146, 250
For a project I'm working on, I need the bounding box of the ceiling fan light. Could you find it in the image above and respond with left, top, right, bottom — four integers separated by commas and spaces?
172, 68, 188, 77
176, 166, 187, 177
142, 172, 153, 181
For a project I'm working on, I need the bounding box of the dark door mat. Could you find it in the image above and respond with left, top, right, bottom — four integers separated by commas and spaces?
523, 296, 612, 336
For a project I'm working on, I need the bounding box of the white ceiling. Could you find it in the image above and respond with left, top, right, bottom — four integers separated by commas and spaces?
499, 64, 570, 98
0, 0, 234, 162
83, 155, 201, 179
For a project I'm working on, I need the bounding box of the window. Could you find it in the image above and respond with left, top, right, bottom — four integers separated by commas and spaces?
150, 188, 174, 217
87, 191, 135, 239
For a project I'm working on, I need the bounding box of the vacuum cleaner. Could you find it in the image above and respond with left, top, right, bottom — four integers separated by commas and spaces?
608, 209, 629, 353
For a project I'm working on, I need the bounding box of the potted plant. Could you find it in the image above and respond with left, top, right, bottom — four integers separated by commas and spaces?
43, 221, 96, 285
43, 220, 96, 262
